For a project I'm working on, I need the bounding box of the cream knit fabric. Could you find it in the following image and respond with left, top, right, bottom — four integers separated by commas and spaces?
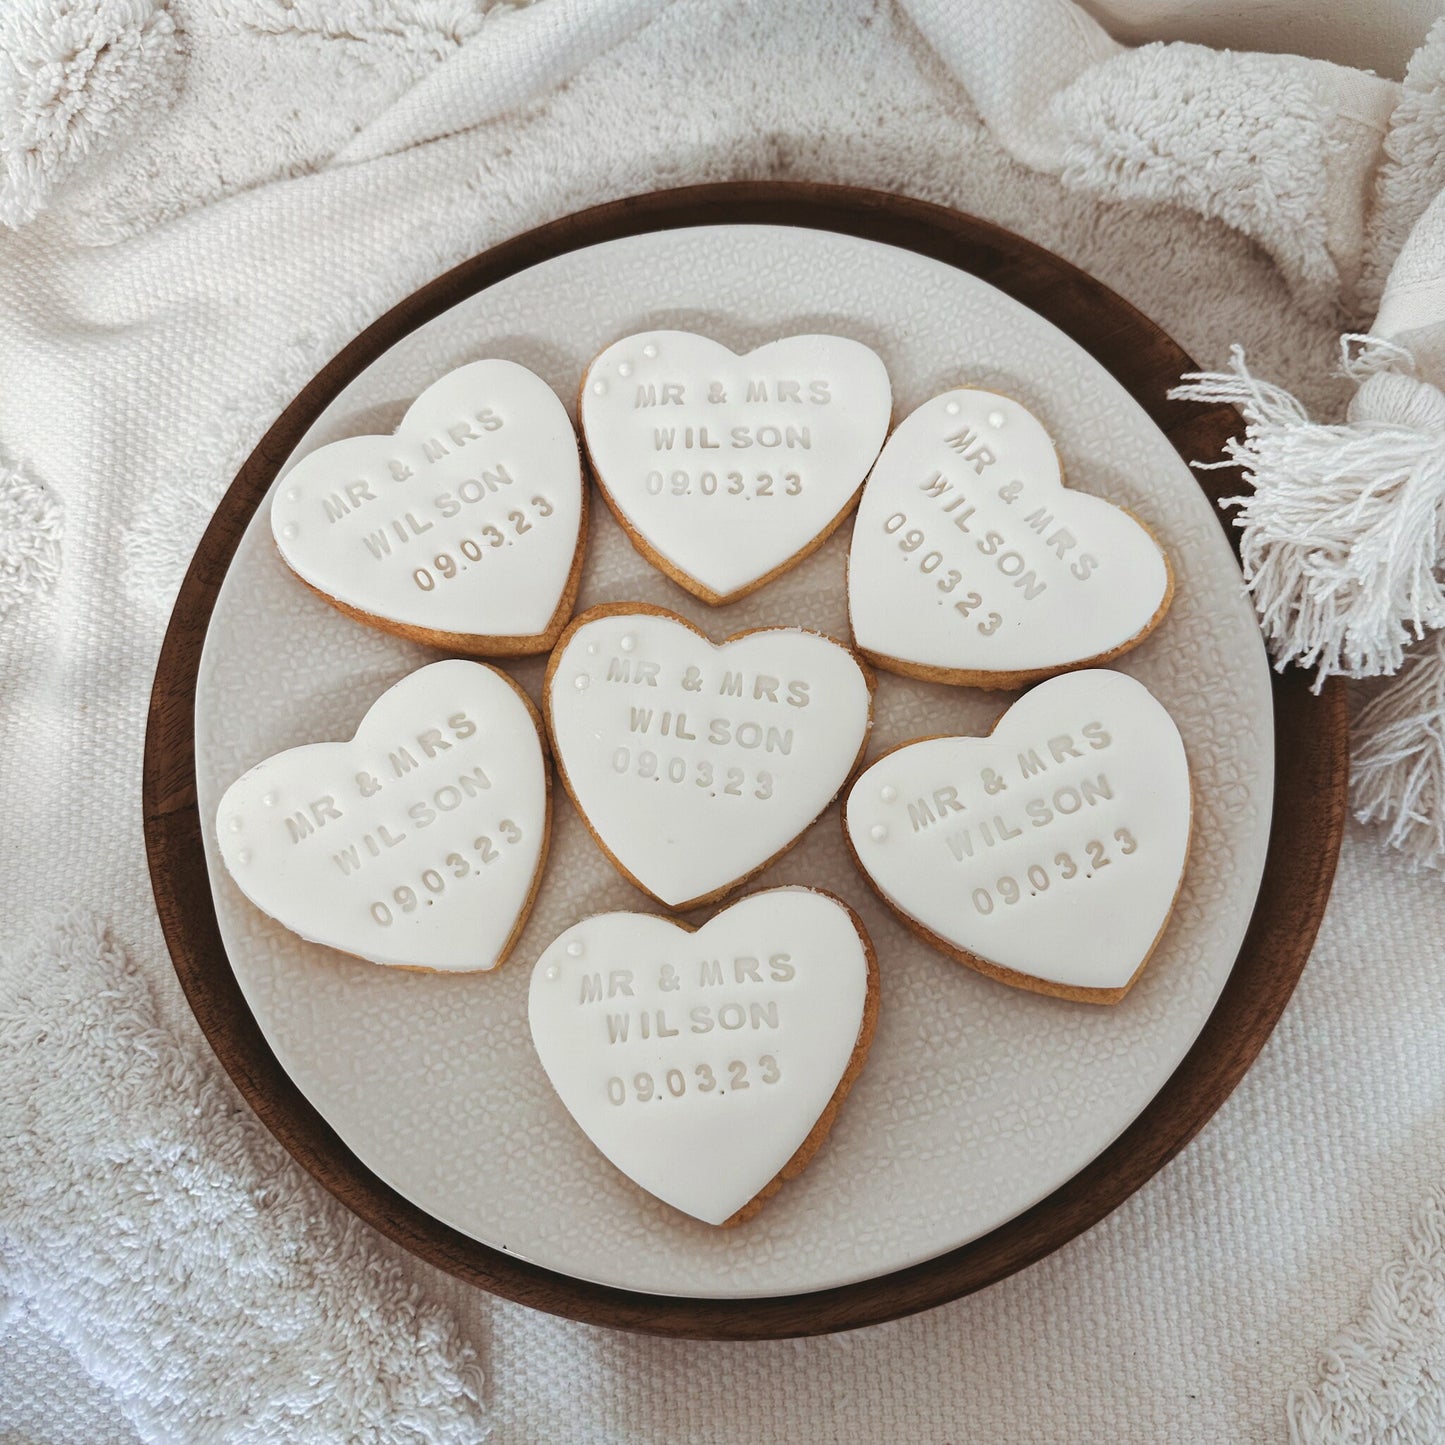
2, 1, 1443, 1441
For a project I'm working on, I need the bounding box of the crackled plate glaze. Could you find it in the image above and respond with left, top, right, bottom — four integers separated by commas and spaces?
196, 225, 1272, 1299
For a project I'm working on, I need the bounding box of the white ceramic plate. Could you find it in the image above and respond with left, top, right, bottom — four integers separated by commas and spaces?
196, 225, 1273, 1299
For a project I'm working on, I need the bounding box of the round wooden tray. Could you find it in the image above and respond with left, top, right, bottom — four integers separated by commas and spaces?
143, 182, 1348, 1339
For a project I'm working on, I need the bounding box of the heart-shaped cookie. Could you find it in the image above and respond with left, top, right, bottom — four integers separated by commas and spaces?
545, 604, 874, 910
844, 670, 1190, 1003
272, 359, 585, 656
216, 659, 549, 972
848, 389, 1172, 688
528, 887, 878, 1226
579, 331, 892, 604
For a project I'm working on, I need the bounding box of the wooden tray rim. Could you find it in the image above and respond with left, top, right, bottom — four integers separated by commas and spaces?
142, 181, 1349, 1340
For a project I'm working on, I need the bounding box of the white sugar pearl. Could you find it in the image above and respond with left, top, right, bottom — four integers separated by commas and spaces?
618, 361, 633, 377
642, 343, 658, 358
566, 940, 585, 958
545, 966, 560, 981
263, 792, 278, 807
281, 524, 298, 539
944, 401, 960, 416
591, 379, 607, 395
869, 824, 888, 842
987, 410, 1006, 428
228, 817, 243, 832
880, 785, 897, 803
620, 635, 636, 652
573, 675, 590, 690
237, 849, 252, 865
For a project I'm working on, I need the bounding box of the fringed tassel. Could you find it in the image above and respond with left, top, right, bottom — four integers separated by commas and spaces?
1170, 338, 1445, 689
1352, 631, 1445, 870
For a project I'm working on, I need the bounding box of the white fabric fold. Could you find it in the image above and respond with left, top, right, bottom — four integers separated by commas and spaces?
0, 914, 487, 1445
1376, 190, 1445, 369
900, 0, 1400, 318
901, 0, 1122, 171
334, 0, 674, 165
1055, 46, 1396, 319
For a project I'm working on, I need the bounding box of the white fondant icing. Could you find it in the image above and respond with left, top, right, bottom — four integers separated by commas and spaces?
528, 887, 873, 1225
216, 659, 547, 971
848, 389, 1170, 675
579, 332, 892, 601
271, 360, 583, 641
845, 670, 1190, 992
547, 608, 872, 908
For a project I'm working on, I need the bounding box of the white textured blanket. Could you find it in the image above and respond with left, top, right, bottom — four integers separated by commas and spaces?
2, 2, 1443, 1442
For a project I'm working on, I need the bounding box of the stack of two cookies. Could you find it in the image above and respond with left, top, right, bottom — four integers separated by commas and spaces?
217, 332, 1187, 1227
